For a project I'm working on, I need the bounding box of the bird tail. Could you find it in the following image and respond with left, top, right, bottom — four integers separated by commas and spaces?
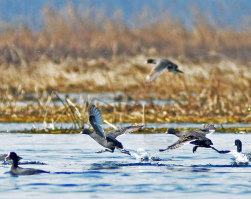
146, 59, 156, 64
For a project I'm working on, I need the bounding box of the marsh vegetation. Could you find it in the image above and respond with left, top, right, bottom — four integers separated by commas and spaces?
0, 4, 250, 133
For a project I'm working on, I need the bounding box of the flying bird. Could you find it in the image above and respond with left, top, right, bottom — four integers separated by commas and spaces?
159, 124, 230, 153
81, 105, 143, 155
145, 58, 183, 82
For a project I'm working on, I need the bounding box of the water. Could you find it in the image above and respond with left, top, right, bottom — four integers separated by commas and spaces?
0, 133, 251, 198
0, 91, 185, 107
1, 122, 251, 133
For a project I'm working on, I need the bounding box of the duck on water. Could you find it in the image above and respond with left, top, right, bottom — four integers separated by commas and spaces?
159, 124, 230, 154
145, 58, 183, 83
81, 105, 143, 155
230, 139, 251, 163
5, 152, 49, 175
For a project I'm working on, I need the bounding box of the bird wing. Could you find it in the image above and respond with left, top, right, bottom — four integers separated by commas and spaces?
146, 61, 167, 82
200, 124, 216, 135
167, 135, 198, 150
106, 125, 144, 139
89, 105, 106, 138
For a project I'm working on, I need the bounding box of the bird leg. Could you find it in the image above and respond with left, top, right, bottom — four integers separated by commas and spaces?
118, 148, 131, 156
193, 146, 230, 154
193, 146, 199, 153
96, 149, 114, 153
159, 148, 168, 152
210, 147, 231, 154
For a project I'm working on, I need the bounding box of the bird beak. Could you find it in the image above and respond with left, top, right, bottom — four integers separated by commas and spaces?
4, 156, 10, 161
5, 155, 22, 161
176, 69, 183, 73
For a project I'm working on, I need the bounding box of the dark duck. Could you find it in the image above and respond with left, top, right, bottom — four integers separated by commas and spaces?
159, 124, 230, 154
81, 105, 143, 155
5, 152, 49, 175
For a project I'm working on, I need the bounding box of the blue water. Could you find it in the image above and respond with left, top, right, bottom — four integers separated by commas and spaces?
0, 133, 251, 198
1, 122, 250, 133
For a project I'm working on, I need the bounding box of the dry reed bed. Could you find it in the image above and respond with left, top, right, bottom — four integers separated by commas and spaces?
0, 5, 250, 125
0, 56, 250, 124
0, 4, 251, 65
0, 91, 250, 124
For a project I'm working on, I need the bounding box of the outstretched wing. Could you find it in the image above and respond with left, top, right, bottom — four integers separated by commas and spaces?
89, 105, 106, 138
167, 140, 190, 150
106, 125, 144, 139
200, 124, 216, 135
167, 135, 198, 150
146, 61, 167, 82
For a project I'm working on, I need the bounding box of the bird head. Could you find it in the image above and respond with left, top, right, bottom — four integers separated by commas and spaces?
166, 128, 178, 134
80, 128, 92, 135
172, 65, 183, 73
5, 152, 22, 162
234, 139, 242, 152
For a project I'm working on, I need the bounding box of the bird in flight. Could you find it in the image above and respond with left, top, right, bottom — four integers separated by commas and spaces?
145, 58, 183, 82
81, 105, 143, 155
159, 124, 230, 154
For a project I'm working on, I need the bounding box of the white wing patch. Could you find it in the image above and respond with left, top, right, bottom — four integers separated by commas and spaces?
146, 62, 167, 83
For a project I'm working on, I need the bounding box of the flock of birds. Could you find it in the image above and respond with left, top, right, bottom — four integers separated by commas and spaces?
1, 58, 251, 175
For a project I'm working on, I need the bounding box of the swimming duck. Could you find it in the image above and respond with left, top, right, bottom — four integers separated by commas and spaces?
5, 152, 49, 175
81, 105, 143, 155
232, 139, 251, 162
159, 124, 230, 154
145, 58, 183, 82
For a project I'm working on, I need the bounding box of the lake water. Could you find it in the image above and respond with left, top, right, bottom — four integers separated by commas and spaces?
1, 122, 250, 133
0, 133, 251, 199
0, 91, 185, 107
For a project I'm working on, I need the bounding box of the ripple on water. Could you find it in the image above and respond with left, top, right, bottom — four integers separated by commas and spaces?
0, 133, 251, 198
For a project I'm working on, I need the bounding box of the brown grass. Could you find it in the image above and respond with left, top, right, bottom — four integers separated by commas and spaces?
0, 4, 250, 125
0, 4, 251, 65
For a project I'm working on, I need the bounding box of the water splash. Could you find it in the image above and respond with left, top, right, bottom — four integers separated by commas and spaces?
230, 150, 249, 165
131, 148, 161, 162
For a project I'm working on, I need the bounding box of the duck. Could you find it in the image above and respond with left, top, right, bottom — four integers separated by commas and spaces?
145, 58, 183, 82
81, 105, 143, 155
159, 124, 230, 154
5, 152, 49, 175
231, 139, 251, 162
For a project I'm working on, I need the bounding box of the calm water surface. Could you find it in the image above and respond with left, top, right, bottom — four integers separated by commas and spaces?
0, 133, 251, 199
